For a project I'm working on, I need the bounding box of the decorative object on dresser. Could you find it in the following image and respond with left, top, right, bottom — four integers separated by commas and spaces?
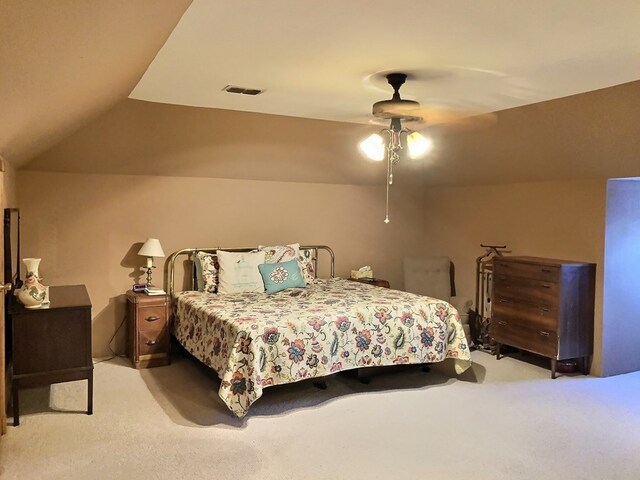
137, 238, 165, 287
490, 256, 596, 379
9, 284, 93, 426
15, 257, 48, 308
126, 290, 170, 368
350, 265, 373, 280
347, 277, 390, 288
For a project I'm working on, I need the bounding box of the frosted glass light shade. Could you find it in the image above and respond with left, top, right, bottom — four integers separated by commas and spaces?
407, 131, 433, 159
138, 238, 165, 258
358, 134, 385, 161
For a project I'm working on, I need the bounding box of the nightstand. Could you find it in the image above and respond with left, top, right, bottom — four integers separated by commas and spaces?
348, 278, 390, 288
9, 284, 93, 426
126, 291, 170, 368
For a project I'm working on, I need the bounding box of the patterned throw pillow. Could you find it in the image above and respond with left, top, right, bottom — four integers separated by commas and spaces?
217, 250, 266, 294
195, 251, 218, 294
258, 259, 306, 294
259, 243, 316, 284
259, 243, 300, 264
298, 248, 316, 284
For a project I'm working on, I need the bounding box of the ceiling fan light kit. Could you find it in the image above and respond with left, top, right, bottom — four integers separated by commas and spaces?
359, 73, 433, 223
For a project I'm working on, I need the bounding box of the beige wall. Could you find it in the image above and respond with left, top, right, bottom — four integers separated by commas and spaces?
16, 170, 611, 375
17, 171, 426, 358
419, 179, 608, 375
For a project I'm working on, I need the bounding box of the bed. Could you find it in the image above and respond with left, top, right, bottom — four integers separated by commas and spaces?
168, 245, 471, 417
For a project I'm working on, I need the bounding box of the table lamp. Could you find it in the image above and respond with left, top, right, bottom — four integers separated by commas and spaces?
138, 238, 165, 286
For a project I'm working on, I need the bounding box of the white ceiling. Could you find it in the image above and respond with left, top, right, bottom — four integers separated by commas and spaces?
131, 0, 640, 125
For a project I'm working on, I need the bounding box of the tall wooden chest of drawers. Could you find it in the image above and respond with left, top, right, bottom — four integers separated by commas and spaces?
490, 256, 596, 378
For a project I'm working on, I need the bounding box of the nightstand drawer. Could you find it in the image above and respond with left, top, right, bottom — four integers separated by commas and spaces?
137, 306, 167, 332
494, 260, 559, 282
491, 319, 558, 358
138, 328, 169, 356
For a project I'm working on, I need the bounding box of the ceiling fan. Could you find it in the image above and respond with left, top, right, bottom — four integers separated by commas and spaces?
359, 72, 495, 223
365, 72, 498, 129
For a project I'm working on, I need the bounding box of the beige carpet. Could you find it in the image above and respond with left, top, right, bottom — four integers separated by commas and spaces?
1, 350, 640, 479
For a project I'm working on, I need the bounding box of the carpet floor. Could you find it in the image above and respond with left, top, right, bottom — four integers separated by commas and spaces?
1, 350, 639, 479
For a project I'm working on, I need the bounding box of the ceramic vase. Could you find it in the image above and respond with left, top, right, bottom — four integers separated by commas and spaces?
16, 258, 47, 309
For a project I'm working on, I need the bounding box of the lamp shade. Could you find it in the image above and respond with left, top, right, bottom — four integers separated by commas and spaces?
138, 238, 165, 258
358, 133, 385, 161
407, 131, 433, 159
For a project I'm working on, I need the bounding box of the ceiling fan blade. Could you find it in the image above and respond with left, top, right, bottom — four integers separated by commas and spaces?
384, 104, 498, 129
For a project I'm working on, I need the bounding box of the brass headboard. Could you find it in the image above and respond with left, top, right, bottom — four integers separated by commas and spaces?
165, 245, 335, 298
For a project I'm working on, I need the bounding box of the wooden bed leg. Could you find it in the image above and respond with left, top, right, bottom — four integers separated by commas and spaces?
313, 381, 328, 390
421, 364, 431, 373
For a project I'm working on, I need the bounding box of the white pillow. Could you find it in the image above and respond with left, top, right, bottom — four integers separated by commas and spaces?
217, 250, 266, 294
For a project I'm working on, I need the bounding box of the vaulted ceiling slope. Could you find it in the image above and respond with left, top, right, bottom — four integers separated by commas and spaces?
24, 80, 640, 187
0, 0, 191, 167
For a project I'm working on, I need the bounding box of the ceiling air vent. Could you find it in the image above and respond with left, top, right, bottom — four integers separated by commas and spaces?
222, 85, 265, 96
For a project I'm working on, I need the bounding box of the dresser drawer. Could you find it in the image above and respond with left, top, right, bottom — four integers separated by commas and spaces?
493, 275, 559, 305
491, 293, 558, 330
493, 296, 557, 330
491, 319, 558, 358
137, 306, 167, 333
494, 260, 559, 282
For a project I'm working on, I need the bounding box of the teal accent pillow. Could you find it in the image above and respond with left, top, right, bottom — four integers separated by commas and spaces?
258, 259, 306, 294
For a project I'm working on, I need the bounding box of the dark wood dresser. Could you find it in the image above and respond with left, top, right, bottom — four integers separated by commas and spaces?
490, 256, 596, 378
10, 284, 93, 426
126, 291, 170, 368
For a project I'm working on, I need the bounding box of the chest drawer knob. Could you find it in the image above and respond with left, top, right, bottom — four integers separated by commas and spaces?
541, 307, 550, 313
541, 284, 552, 289
541, 268, 552, 273
498, 320, 507, 326
146, 315, 160, 322
499, 299, 510, 304
539, 331, 550, 337
145, 339, 160, 346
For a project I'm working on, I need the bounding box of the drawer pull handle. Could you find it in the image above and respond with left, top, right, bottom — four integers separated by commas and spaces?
541, 307, 550, 313
541, 284, 552, 289
146, 316, 160, 322
499, 299, 510, 304
146, 339, 160, 346
498, 320, 507, 326
539, 331, 550, 337
541, 268, 552, 273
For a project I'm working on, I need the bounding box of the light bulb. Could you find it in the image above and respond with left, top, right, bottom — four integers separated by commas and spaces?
407, 131, 433, 159
358, 134, 385, 161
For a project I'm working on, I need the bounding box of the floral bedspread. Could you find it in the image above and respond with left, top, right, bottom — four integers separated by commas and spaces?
173, 278, 471, 417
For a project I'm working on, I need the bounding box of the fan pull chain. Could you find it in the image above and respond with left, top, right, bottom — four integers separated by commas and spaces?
384, 151, 391, 223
